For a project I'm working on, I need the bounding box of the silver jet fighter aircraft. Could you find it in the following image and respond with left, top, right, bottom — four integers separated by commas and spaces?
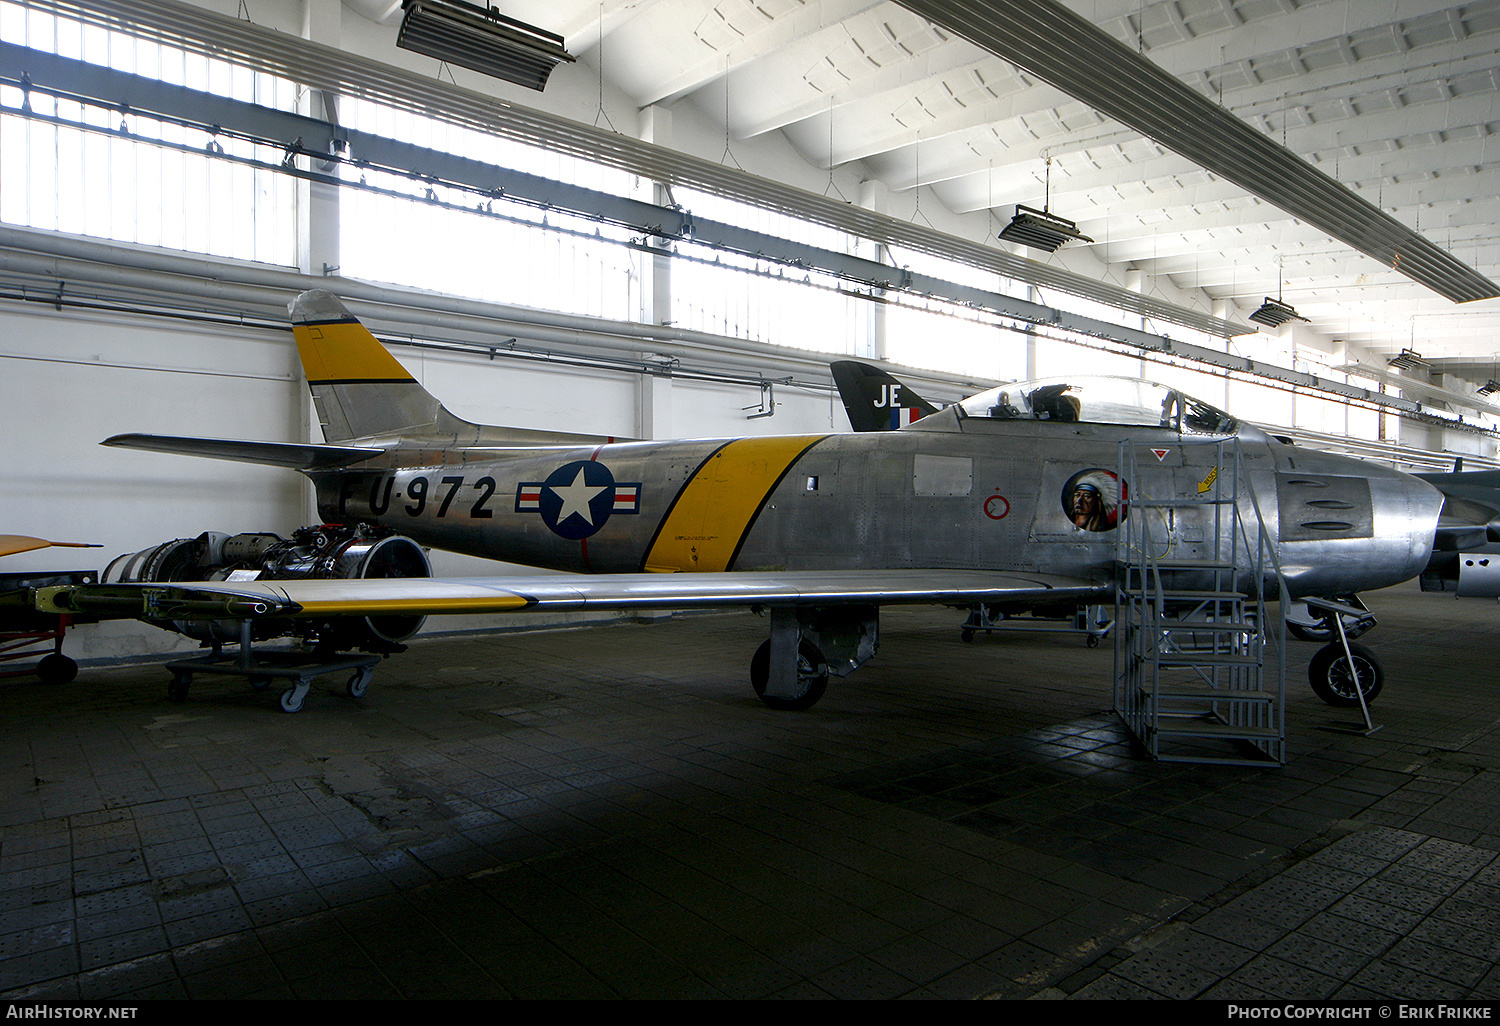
60, 290, 1443, 711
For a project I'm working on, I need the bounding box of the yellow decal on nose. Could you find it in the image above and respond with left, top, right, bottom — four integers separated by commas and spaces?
644, 436, 827, 573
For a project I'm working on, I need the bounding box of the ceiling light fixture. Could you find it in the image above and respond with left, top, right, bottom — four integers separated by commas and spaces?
1387, 349, 1429, 371
997, 158, 1091, 253
397, 0, 575, 91
997, 204, 1092, 252
1476, 380, 1500, 397
1248, 296, 1307, 329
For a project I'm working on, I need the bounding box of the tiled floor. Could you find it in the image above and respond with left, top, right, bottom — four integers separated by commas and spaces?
3, 579, 1500, 999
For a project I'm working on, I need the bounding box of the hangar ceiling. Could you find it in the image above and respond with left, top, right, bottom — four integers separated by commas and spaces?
348, 0, 1500, 390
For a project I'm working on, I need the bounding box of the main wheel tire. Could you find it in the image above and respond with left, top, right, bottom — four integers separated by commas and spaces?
35, 654, 77, 685
1309, 642, 1384, 707
750, 639, 829, 711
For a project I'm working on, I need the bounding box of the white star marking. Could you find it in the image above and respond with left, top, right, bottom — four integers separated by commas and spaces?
550, 467, 608, 526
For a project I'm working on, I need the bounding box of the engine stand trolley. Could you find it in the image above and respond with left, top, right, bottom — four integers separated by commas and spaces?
164, 620, 381, 713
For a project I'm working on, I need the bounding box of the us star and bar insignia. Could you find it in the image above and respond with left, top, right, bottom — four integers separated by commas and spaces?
516, 460, 641, 540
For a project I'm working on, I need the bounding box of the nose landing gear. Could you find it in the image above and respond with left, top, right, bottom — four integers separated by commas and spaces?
1308, 641, 1384, 708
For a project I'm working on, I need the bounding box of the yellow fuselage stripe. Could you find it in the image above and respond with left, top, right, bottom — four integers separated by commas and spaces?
644, 435, 826, 573
293, 321, 417, 384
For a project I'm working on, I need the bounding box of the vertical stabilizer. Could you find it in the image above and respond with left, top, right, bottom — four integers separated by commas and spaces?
830, 361, 940, 431
290, 290, 452, 443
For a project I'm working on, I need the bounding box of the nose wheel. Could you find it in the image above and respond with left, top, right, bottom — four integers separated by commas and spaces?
1308, 642, 1384, 707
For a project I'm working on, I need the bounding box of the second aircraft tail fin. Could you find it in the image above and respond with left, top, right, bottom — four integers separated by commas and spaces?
830, 361, 940, 432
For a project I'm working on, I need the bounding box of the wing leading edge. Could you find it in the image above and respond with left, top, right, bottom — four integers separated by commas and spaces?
34, 569, 1108, 621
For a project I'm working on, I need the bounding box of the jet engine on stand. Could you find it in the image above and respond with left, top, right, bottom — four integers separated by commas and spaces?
105, 524, 430, 653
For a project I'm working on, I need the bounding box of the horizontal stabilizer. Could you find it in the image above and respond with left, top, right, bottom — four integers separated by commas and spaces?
102, 434, 385, 470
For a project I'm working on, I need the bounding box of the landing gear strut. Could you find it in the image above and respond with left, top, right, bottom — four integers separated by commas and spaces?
1298, 596, 1384, 710
1287, 595, 1375, 644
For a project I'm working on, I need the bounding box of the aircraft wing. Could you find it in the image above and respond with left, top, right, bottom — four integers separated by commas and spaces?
33, 569, 1109, 621
0, 536, 101, 558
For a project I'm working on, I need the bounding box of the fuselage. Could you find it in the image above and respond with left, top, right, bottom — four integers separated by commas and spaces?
311, 405, 1443, 602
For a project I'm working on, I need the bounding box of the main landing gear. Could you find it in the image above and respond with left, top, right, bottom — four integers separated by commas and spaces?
750, 639, 828, 711
749, 605, 878, 711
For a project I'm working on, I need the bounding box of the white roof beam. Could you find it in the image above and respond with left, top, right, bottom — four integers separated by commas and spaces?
633, 0, 887, 107
740, 35, 981, 138
934, 80, 1500, 218
892, 30, 1500, 199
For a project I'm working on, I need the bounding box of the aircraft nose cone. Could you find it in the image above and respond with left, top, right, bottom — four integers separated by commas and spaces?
1272, 446, 1444, 596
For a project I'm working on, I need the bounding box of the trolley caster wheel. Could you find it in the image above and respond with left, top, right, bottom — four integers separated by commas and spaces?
249, 676, 271, 691
168, 674, 191, 703
279, 685, 308, 714
346, 668, 373, 699
960, 628, 974, 643
1086, 635, 1100, 649
36, 654, 77, 685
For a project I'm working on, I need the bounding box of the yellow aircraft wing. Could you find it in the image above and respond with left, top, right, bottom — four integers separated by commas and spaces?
0, 536, 102, 558
33, 569, 1108, 621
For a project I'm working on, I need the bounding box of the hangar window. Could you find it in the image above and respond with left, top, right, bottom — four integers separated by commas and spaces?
335, 98, 641, 320
670, 188, 861, 353
0, 1, 297, 265
882, 247, 1029, 381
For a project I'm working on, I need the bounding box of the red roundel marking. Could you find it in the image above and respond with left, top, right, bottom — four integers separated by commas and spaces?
984, 494, 1011, 520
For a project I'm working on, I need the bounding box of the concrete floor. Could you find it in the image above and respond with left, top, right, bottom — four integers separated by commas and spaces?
3, 579, 1500, 999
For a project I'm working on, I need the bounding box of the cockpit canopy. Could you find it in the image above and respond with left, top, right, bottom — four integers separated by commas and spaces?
957, 377, 1238, 435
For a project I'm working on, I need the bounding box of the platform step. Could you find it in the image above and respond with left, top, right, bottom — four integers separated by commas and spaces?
1123, 589, 1247, 603
1144, 615, 1260, 629
1145, 686, 1275, 703
1127, 496, 1237, 508
1119, 558, 1237, 572
1150, 652, 1261, 667
1151, 719, 1283, 741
